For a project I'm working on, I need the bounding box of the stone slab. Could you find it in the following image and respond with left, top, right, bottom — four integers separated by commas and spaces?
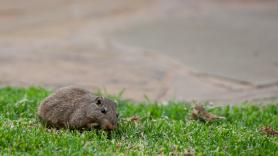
1, 0, 278, 104
111, 6, 278, 86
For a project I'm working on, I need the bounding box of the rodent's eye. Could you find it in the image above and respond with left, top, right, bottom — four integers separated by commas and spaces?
95, 96, 104, 105
101, 107, 107, 114
116, 113, 119, 118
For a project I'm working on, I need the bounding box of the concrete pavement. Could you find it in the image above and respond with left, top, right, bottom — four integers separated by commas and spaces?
1, 0, 278, 104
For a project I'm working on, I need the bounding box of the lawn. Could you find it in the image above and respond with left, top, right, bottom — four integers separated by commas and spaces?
0, 87, 277, 155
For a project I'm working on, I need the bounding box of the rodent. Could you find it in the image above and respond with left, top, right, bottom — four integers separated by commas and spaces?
37, 86, 118, 130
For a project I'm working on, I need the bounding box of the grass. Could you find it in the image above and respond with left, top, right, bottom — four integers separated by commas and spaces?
0, 87, 277, 155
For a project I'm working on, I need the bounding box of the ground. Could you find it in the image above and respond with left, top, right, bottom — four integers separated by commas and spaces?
1, 1, 277, 154
0, 0, 278, 104
0, 87, 277, 155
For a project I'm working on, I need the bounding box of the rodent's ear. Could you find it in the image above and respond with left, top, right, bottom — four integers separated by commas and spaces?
95, 96, 104, 105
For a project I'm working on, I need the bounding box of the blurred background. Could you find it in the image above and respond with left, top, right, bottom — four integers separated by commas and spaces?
0, 0, 278, 104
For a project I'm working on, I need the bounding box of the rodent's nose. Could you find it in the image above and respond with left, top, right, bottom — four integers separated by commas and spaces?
105, 123, 114, 130
101, 119, 115, 130
101, 107, 107, 114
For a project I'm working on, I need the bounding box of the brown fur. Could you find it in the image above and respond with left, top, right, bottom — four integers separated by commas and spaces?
37, 86, 118, 130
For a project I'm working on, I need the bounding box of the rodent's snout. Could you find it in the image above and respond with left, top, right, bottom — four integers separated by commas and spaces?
105, 122, 115, 130
101, 119, 117, 130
